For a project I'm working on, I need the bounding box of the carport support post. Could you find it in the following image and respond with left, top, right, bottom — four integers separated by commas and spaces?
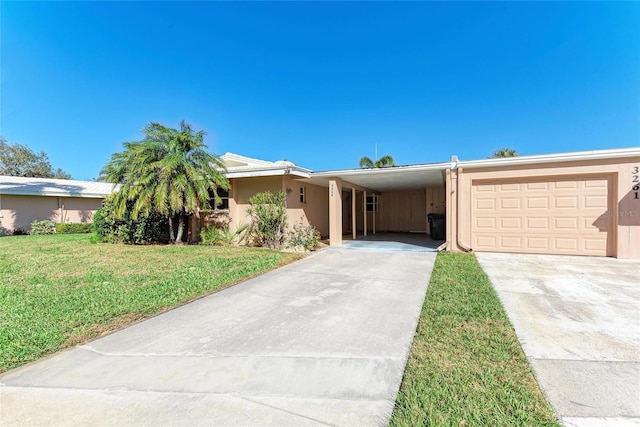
363, 191, 367, 237
352, 188, 356, 240
373, 198, 376, 235
329, 178, 343, 246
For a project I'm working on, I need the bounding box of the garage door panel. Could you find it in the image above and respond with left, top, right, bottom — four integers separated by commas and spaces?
526, 182, 548, 190
526, 237, 549, 250
584, 238, 607, 252
554, 181, 579, 190
527, 197, 548, 209
555, 217, 578, 230
472, 175, 612, 256
500, 198, 521, 209
476, 199, 496, 210
500, 236, 523, 249
554, 238, 579, 251
475, 236, 496, 249
501, 217, 521, 229
584, 196, 607, 209
527, 217, 549, 229
584, 179, 608, 189
554, 196, 578, 209
476, 217, 496, 229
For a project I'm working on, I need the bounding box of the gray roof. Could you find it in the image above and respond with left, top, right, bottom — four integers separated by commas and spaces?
0, 176, 118, 198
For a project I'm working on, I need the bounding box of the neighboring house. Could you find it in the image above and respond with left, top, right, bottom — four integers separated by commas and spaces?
2, 147, 639, 260
0, 176, 116, 233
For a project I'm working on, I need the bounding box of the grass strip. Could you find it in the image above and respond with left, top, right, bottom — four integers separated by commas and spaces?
0, 234, 302, 373
390, 252, 559, 427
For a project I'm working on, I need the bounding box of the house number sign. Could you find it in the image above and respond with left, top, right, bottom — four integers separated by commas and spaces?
330, 183, 334, 197
634, 166, 639, 200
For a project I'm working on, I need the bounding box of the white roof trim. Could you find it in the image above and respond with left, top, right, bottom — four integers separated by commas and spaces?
221, 152, 274, 168
456, 147, 640, 169
226, 166, 311, 179
311, 162, 450, 178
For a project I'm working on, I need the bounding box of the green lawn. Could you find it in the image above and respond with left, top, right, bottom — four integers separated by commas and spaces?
0, 234, 302, 373
391, 252, 560, 426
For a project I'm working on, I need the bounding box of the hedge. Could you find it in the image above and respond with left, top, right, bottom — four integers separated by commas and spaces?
55, 223, 94, 234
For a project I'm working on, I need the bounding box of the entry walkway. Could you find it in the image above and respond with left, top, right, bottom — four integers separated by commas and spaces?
1, 249, 436, 427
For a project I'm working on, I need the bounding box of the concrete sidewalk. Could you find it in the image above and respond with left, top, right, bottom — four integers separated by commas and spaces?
1, 249, 435, 427
477, 253, 640, 427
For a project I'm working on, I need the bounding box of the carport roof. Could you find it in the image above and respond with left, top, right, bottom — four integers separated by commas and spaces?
305, 162, 449, 192
302, 147, 640, 192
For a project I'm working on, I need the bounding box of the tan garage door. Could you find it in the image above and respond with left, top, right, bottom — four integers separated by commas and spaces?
472, 175, 613, 256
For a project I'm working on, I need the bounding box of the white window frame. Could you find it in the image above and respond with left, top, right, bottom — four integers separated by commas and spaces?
299, 186, 306, 204
211, 188, 229, 211
365, 195, 378, 212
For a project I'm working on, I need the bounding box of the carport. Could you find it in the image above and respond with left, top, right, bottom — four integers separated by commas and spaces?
296, 148, 639, 259
302, 163, 449, 247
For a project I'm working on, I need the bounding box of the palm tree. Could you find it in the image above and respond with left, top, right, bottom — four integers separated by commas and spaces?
359, 155, 395, 168
100, 121, 229, 244
491, 148, 519, 158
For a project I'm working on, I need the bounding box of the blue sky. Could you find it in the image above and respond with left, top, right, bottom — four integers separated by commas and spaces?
1, 1, 639, 180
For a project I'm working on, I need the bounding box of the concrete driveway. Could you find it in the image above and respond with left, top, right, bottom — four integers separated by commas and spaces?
1, 248, 435, 427
476, 253, 640, 427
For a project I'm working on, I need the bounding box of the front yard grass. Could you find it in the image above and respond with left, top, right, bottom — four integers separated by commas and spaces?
391, 252, 560, 426
0, 234, 302, 373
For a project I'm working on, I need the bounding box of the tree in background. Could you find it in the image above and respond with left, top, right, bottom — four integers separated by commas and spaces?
0, 137, 71, 179
491, 148, 519, 158
359, 155, 395, 168
100, 121, 229, 244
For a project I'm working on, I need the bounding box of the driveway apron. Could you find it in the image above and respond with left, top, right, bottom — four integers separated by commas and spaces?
476, 253, 640, 427
1, 248, 435, 427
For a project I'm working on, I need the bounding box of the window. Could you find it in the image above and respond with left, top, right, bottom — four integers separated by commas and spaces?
209, 188, 229, 210
299, 186, 306, 204
365, 195, 378, 212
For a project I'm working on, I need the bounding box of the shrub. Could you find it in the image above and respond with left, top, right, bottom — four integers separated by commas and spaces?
247, 191, 288, 249
93, 195, 169, 244
287, 223, 321, 251
55, 223, 94, 234
12, 228, 28, 236
200, 224, 249, 246
200, 225, 225, 246
29, 220, 56, 235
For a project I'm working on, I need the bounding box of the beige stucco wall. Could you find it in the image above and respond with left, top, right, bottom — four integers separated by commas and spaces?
0, 194, 102, 233
282, 175, 329, 237
223, 175, 330, 239
341, 187, 445, 234
447, 156, 640, 259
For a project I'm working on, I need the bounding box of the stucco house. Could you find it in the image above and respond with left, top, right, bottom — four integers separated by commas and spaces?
210, 148, 639, 259
2, 147, 638, 259
0, 176, 116, 234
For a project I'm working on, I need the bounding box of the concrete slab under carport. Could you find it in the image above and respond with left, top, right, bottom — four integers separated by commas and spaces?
339, 232, 442, 252
476, 252, 640, 427
1, 248, 436, 427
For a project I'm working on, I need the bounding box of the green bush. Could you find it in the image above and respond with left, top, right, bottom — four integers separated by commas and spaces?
200, 224, 249, 246
12, 228, 28, 236
247, 191, 287, 249
93, 195, 170, 244
200, 225, 225, 246
29, 220, 56, 235
287, 223, 321, 251
55, 223, 94, 234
